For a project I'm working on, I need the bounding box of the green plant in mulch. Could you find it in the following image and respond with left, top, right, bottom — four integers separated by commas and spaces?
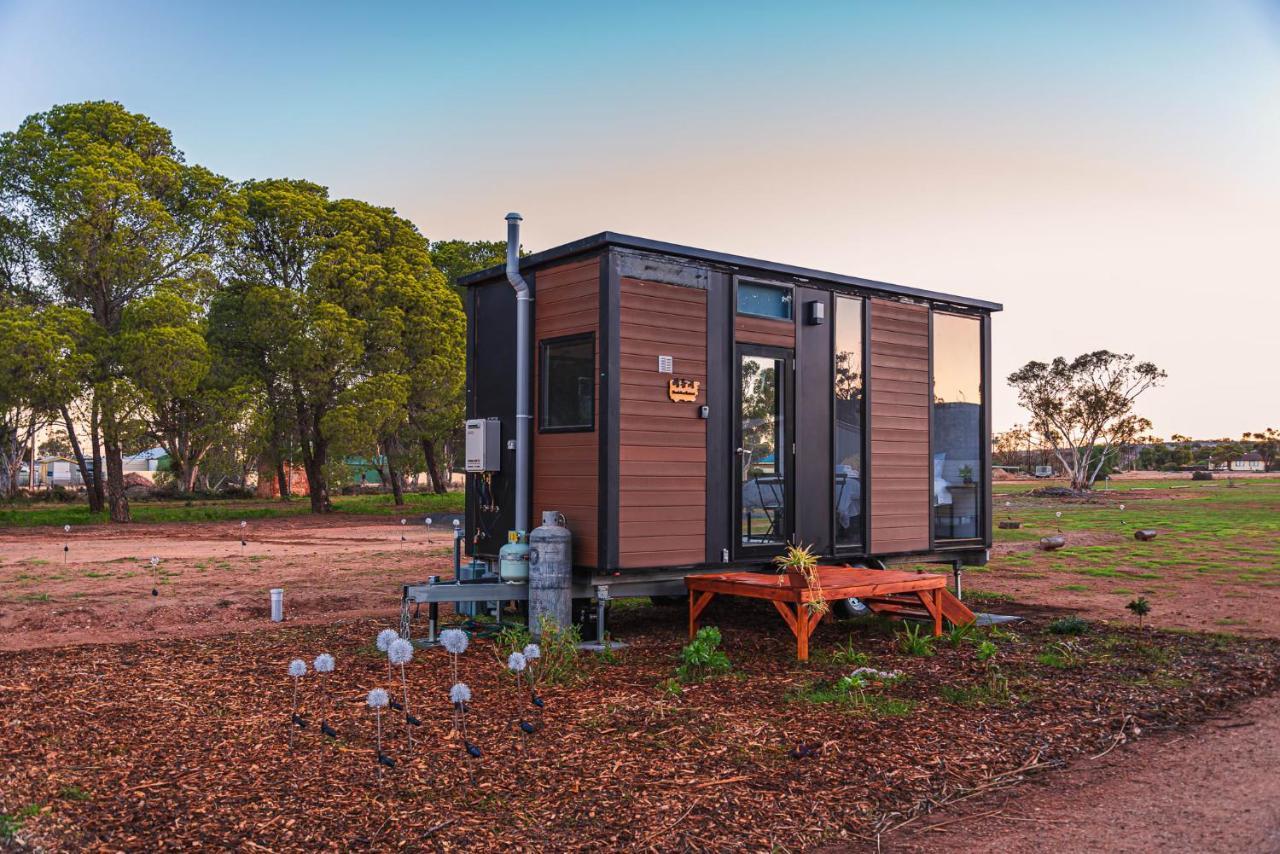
1126, 597, 1152, 628
943, 621, 979, 648
1048, 615, 1090, 635
975, 639, 1012, 702
494, 615, 581, 685
59, 784, 89, 801
896, 622, 936, 657
677, 626, 732, 683
1036, 641, 1083, 669
828, 636, 871, 667
0, 805, 41, 843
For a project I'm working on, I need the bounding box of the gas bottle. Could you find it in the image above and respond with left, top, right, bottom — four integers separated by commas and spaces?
528, 511, 572, 637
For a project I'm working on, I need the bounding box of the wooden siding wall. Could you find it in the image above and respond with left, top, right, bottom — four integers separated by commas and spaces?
734, 313, 795, 348
617, 278, 708, 568
868, 299, 930, 554
533, 258, 600, 567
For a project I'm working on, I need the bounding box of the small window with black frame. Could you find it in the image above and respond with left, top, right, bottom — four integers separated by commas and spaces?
540, 334, 595, 432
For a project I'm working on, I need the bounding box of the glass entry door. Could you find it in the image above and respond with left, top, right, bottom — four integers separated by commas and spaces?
735, 345, 793, 556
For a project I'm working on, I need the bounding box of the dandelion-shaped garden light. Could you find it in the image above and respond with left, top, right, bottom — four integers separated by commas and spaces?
423, 517, 433, 545
314, 653, 337, 738
440, 628, 469, 685
400, 518, 406, 544
376, 628, 399, 681
523, 643, 544, 712
240, 520, 247, 557
507, 651, 534, 749
63, 524, 70, 565
288, 658, 308, 748
149, 556, 161, 597
367, 688, 394, 773
388, 638, 418, 750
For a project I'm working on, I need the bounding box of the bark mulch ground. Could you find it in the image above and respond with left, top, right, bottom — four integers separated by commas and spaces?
2, 599, 1277, 851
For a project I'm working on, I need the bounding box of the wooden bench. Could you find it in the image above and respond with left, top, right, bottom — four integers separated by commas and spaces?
685, 567, 973, 661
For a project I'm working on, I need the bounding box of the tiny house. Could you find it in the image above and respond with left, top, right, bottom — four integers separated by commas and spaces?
461, 232, 1001, 580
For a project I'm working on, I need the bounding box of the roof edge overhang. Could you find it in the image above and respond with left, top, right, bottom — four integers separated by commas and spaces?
458, 231, 1003, 312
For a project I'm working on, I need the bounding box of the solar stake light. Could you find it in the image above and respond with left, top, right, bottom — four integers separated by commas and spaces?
424, 517, 433, 545
149, 556, 161, 597
288, 659, 308, 749
63, 524, 70, 564
507, 652, 532, 751
400, 518, 406, 543
367, 688, 393, 774
523, 643, 544, 713
314, 653, 336, 738
240, 520, 247, 556
388, 638, 417, 751
375, 628, 399, 681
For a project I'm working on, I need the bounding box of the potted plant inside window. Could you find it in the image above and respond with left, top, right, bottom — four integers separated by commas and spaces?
959, 464, 974, 485
774, 543, 828, 616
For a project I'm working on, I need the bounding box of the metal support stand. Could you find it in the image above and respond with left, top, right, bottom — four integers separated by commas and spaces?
952, 561, 963, 601
578, 584, 628, 652
408, 575, 442, 648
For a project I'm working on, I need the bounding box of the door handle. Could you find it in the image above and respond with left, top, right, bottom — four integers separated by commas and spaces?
736, 448, 748, 455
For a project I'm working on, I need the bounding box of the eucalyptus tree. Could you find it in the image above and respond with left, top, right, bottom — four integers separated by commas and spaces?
216, 185, 462, 512
117, 290, 250, 492
0, 101, 244, 520
0, 304, 91, 497
1008, 351, 1166, 491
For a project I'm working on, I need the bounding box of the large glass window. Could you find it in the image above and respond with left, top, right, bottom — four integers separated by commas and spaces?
932, 313, 982, 540
737, 282, 793, 320
833, 296, 863, 547
738, 351, 788, 547
540, 334, 594, 432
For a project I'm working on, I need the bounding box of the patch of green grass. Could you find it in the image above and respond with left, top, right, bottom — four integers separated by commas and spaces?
965, 590, 1014, 603
0, 804, 42, 842
1047, 615, 1089, 635
17, 592, 51, 603
1057, 584, 1089, 592
0, 491, 464, 528
58, 784, 89, 801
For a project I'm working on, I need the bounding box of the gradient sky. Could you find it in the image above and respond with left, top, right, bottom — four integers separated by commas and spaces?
2, 0, 1277, 438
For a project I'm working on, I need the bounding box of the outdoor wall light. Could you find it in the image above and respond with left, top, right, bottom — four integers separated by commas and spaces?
807, 301, 825, 325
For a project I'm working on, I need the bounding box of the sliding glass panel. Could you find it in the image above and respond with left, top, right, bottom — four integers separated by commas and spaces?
739, 353, 787, 547
932, 313, 982, 540
833, 296, 863, 547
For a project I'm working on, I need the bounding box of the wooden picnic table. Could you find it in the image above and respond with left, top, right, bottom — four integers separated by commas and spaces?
685, 567, 953, 661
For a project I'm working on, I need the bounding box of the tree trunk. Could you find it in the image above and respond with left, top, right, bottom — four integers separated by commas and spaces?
89, 398, 105, 512
386, 455, 405, 506
275, 459, 291, 501
303, 446, 330, 513
101, 410, 130, 522
61, 404, 102, 513
421, 438, 448, 495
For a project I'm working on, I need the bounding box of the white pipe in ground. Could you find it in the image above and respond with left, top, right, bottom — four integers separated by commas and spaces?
270, 588, 284, 622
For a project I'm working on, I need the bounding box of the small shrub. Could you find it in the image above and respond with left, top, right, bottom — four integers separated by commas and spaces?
829, 636, 871, 667
1048, 615, 1090, 635
944, 621, 979, 648
1126, 597, 1152, 628
0, 805, 41, 843
495, 615, 582, 685
896, 622, 935, 657
657, 677, 683, 696
58, 785, 89, 801
677, 626, 731, 683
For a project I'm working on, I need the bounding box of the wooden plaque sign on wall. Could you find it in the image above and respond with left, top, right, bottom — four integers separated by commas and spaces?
668, 378, 700, 402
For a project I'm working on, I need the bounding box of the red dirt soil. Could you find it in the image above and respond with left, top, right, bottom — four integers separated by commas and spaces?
884, 691, 1280, 853
0, 516, 456, 651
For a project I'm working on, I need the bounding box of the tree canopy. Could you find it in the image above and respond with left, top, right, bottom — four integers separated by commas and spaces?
1008, 350, 1165, 490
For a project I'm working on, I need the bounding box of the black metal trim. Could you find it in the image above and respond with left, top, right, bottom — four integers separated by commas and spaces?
981, 312, 994, 549
927, 309, 936, 553
537, 332, 596, 434
704, 271, 732, 565
459, 231, 1003, 312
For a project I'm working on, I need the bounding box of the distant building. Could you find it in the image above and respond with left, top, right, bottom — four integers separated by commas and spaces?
34, 456, 81, 487
1229, 452, 1266, 473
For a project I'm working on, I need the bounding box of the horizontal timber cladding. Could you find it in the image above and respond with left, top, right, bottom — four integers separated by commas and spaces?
734, 313, 796, 348
533, 257, 600, 567
617, 277, 708, 568
869, 298, 931, 554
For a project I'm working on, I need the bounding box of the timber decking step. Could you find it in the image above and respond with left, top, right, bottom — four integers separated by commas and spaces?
862, 587, 975, 627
